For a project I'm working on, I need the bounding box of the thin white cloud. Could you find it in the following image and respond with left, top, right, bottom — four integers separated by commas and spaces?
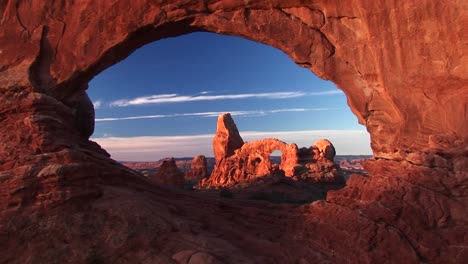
91, 130, 371, 161
96, 114, 166, 122
308, 90, 343, 96
109, 91, 313, 107
93, 100, 102, 109
95, 108, 339, 122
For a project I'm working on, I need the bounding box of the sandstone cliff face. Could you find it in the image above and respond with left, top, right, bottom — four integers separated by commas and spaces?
0, 1, 466, 263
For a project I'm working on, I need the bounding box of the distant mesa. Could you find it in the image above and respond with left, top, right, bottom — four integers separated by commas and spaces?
199, 113, 344, 188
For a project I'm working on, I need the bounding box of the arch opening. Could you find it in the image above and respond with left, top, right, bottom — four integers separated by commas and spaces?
87, 31, 370, 198
269, 149, 282, 169
88, 32, 370, 160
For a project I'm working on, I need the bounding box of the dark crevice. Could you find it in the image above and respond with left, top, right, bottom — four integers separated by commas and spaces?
326, 16, 359, 20
422, 90, 433, 102
244, 8, 251, 21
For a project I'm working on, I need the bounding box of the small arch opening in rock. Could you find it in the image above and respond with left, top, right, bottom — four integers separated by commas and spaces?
269, 150, 282, 169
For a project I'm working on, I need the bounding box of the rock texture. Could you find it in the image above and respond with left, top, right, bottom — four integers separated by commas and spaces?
0, 1, 466, 263
151, 158, 185, 188
185, 155, 208, 180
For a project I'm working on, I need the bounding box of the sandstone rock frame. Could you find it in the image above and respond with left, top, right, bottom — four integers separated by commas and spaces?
0, 1, 466, 263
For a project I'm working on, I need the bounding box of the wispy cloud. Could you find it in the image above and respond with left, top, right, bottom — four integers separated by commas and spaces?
91, 130, 371, 161
308, 90, 343, 96
95, 108, 339, 122
107, 89, 345, 107
93, 100, 102, 109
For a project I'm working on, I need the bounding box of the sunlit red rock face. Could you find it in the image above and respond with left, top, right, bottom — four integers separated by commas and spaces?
202, 114, 343, 187
203, 137, 299, 187
0, 1, 466, 263
213, 113, 244, 162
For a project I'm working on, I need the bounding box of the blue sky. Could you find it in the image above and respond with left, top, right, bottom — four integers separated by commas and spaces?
88, 32, 371, 160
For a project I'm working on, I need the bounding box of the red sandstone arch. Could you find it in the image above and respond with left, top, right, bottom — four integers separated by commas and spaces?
203, 138, 299, 188
0, 1, 466, 263
1, 1, 466, 160
237, 138, 298, 177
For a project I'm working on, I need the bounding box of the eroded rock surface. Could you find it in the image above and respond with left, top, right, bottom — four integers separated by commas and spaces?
0, 1, 466, 263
